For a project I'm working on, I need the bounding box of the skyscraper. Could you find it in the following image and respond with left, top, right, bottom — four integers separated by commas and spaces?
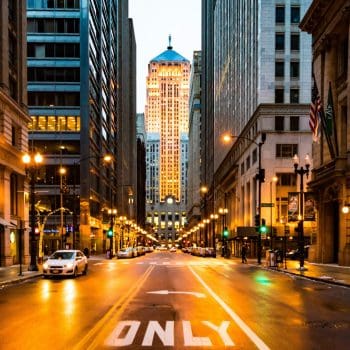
26, 0, 136, 255
145, 39, 190, 242
200, 0, 313, 255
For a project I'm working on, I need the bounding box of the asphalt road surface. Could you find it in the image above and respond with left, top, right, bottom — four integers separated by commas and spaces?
1, 250, 350, 349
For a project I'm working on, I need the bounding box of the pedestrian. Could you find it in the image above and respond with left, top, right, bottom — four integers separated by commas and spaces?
241, 244, 248, 263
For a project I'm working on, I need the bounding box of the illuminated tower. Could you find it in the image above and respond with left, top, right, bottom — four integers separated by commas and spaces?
145, 37, 190, 241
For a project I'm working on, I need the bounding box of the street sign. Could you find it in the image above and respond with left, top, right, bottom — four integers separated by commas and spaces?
261, 203, 274, 207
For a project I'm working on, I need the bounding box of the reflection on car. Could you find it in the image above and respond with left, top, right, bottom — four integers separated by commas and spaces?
43, 249, 88, 278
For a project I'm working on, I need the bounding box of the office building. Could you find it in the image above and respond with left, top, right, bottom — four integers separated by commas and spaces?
26, 0, 136, 255
145, 40, 190, 242
200, 0, 313, 256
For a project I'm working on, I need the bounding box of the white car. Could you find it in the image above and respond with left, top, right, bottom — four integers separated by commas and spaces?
43, 250, 88, 278
169, 247, 177, 252
117, 247, 134, 259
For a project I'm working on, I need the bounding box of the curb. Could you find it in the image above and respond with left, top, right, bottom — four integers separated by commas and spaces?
260, 265, 350, 288
0, 273, 43, 288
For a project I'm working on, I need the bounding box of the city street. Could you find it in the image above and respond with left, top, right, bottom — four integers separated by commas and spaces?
0, 251, 349, 350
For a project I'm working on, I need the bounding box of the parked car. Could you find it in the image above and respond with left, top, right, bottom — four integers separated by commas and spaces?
204, 247, 216, 257
135, 246, 146, 256
117, 247, 134, 259
169, 246, 177, 252
43, 250, 88, 278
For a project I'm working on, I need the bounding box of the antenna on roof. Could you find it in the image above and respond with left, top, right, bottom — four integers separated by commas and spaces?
167, 34, 173, 50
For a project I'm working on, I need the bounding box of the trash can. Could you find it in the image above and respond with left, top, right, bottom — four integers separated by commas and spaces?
266, 250, 276, 267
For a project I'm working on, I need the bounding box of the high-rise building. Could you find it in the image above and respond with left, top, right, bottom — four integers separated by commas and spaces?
145, 40, 190, 242
0, 0, 30, 266
200, 0, 313, 256
26, 0, 136, 255
187, 51, 202, 228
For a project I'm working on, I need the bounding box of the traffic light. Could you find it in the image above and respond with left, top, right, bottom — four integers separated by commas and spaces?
223, 226, 229, 238
259, 219, 267, 234
255, 214, 260, 227
107, 227, 113, 238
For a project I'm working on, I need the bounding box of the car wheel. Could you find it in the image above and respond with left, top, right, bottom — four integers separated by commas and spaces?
82, 264, 88, 275
73, 267, 78, 278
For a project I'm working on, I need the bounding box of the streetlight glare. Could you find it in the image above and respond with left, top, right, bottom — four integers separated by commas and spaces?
22, 153, 30, 164
200, 185, 208, 193
34, 153, 43, 164
103, 154, 113, 162
222, 134, 233, 143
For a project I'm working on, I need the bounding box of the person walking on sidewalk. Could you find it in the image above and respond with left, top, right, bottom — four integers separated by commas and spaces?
241, 243, 248, 263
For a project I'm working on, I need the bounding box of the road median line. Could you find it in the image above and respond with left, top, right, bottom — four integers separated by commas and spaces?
73, 264, 155, 350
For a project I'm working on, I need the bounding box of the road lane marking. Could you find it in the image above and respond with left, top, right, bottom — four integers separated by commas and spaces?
147, 290, 206, 298
105, 320, 235, 347
142, 321, 174, 346
183, 320, 211, 346
189, 266, 270, 350
73, 265, 155, 350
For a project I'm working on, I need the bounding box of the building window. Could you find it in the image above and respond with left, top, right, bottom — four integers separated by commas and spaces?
241, 163, 244, 175
290, 61, 299, 78
246, 156, 251, 170
275, 89, 284, 103
275, 61, 284, 78
276, 6, 285, 24
252, 148, 257, 164
10, 174, 18, 216
275, 33, 285, 51
290, 89, 299, 103
276, 144, 298, 158
291, 6, 300, 24
291, 33, 300, 51
338, 38, 348, 79
275, 116, 284, 131
290, 116, 299, 131
276, 172, 297, 186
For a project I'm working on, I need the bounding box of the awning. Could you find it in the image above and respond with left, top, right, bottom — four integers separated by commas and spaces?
0, 218, 16, 228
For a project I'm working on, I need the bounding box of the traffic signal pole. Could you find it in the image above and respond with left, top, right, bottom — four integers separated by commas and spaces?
257, 140, 264, 264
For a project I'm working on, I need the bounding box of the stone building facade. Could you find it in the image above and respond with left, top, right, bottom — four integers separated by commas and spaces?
301, 0, 350, 265
0, 0, 31, 266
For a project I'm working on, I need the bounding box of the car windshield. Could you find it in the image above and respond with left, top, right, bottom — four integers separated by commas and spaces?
50, 252, 74, 260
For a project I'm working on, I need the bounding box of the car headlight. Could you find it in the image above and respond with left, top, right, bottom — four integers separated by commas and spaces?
65, 262, 74, 269
43, 263, 48, 269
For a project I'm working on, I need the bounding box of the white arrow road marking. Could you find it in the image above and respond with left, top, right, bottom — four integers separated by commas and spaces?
147, 290, 206, 298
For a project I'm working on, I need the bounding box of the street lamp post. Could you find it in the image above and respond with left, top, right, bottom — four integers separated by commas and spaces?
210, 213, 218, 257
23, 152, 43, 271
218, 207, 228, 256
270, 176, 278, 249
223, 133, 266, 264
59, 166, 66, 249
108, 208, 117, 257
293, 153, 310, 270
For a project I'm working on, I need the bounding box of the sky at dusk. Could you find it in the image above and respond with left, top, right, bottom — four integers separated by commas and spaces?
129, 0, 201, 113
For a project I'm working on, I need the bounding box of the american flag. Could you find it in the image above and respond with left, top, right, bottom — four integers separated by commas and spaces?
309, 78, 321, 142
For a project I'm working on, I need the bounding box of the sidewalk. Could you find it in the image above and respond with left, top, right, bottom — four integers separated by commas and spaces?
0, 255, 106, 288
245, 257, 350, 288
0, 255, 349, 288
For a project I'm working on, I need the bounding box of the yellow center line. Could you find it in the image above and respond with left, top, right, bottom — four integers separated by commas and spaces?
73, 265, 155, 350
